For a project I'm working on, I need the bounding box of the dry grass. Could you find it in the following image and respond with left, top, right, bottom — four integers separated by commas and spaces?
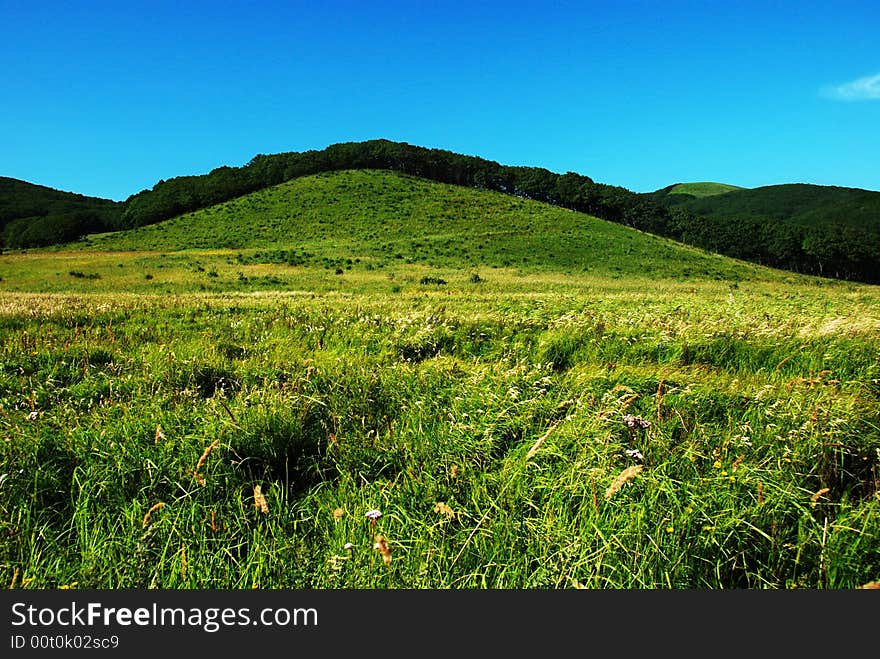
810, 487, 831, 505
526, 423, 558, 460
604, 465, 644, 500
195, 440, 220, 472
142, 502, 166, 528
254, 485, 269, 514
373, 535, 392, 566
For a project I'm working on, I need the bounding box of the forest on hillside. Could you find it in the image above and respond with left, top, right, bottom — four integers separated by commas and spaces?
0, 177, 121, 249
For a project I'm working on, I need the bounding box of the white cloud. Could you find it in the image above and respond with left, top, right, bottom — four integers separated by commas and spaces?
822, 72, 880, 101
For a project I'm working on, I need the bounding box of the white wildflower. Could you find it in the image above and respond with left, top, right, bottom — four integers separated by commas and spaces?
624, 448, 644, 461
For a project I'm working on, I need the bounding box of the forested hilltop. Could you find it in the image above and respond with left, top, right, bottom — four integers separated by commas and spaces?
3, 140, 879, 283
649, 182, 880, 281
0, 177, 121, 249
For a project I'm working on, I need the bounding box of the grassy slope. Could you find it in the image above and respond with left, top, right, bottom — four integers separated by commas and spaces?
0, 169, 785, 294
664, 182, 745, 198
0, 170, 878, 590
88, 170, 768, 276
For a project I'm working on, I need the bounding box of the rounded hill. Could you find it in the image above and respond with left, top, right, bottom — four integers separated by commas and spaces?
84, 169, 766, 281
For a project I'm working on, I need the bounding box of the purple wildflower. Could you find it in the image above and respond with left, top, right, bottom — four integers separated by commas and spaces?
622, 414, 650, 430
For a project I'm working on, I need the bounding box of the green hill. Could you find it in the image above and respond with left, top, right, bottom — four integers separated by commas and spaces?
657, 182, 745, 200
0, 177, 122, 248
89, 139, 880, 284
651, 182, 880, 232
80, 169, 764, 283
4, 139, 879, 283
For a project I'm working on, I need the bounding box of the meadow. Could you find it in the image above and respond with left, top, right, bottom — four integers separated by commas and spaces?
1, 171, 878, 589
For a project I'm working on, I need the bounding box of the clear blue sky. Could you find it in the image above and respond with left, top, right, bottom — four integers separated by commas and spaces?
2, 0, 878, 201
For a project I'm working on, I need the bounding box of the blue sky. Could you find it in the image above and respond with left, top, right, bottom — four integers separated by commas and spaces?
1, 0, 878, 200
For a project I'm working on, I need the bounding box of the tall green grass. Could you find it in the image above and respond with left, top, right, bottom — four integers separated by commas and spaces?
1, 171, 877, 589
0, 276, 877, 589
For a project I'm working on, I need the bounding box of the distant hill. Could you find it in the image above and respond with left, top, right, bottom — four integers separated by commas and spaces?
655, 182, 745, 200
644, 182, 880, 282
0, 177, 122, 248
649, 182, 880, 232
